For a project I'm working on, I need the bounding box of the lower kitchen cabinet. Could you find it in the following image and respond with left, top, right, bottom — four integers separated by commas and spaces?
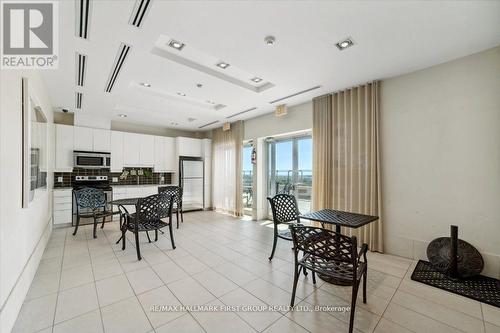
53, 189, 73, 225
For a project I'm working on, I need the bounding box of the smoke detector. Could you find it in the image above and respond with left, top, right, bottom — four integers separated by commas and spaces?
264, 36, 275, 45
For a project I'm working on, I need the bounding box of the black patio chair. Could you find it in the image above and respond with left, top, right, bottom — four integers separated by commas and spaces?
267, 194, 302, 261
73, 188, 114, 238
121, 192, 175, 260
289, 225, 368, 333
158, 186, 183, 228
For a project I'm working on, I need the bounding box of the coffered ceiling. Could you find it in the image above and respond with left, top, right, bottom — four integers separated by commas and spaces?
41, 0, 500, 131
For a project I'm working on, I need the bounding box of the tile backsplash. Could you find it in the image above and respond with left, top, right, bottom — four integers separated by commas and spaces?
54, 168, 173, 188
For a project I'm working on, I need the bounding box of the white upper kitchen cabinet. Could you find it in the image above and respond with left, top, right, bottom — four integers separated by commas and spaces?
164, 137, 176, 171
139, 134, 155, 166
92, 128, 111, 152
176, 137, 202, 157
123, 132, 140, 166
110, 131, 124, 172
73, 126, 93, 151
55, 124, 74, 171
154, 136, 166, 171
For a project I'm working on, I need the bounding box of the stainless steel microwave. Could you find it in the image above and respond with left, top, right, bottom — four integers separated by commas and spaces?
73, 151, 110, 169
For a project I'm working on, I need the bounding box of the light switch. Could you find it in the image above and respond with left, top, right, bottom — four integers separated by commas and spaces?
57, 176, 63, 183
112, 177, 118, 183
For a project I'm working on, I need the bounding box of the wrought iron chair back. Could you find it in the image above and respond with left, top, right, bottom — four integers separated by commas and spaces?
73, 188, 106, 211
157, 192, 174, 220
135, 193, 171, 223
158, 186, 182, 206
268, 194, 300, 224
290, 225, 357, 265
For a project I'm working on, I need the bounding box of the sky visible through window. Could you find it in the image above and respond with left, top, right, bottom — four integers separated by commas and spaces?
242, 138, 312, 172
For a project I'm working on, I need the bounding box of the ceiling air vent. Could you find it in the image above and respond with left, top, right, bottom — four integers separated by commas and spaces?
129, 0, 152, 28
75, 0, 91, 39
226, 107, 257, 119
75, 92, 83, 109
76, 53, 87, 87
105, 43, 132, 93
269, 86, 322, 104
198, 120, 219, 129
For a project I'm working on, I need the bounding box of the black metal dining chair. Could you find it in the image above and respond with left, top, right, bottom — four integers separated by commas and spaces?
267, 194, 302, 261
73, 188, 114, 238
289, 225, 368, 333
121, 192, 176, 260
158, 186, 183, 228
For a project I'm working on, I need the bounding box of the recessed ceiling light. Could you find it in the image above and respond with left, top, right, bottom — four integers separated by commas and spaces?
251, 77, 262, 83
206, 100, 216, 104
171, 122, 178, 126
177, 92, 186, 96
118, 114, 127, 118
335, 38, 354, 50
140, 82, 151, 87
216, 62, 230, 69
196, 83, 203, 88
168, 39, 185, 50
264, 36, 276, 45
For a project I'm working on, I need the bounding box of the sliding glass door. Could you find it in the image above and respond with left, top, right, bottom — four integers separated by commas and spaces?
267, 134, 312, 215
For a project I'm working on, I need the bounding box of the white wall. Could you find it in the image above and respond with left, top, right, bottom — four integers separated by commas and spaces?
380, 46, 500, 278
111, 120, 208, 138
0, 70, 54, 332
243, 101, 312, 140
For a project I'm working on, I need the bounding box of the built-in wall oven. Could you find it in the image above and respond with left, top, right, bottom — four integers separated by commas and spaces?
72, 176, 113, 226
74, 151, 111, 169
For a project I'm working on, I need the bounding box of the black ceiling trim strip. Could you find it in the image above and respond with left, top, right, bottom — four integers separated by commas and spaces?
84, 0, 90, 39
132, 0, 144, 26
136, 0, 150, 27
226, 107, 257, 119
105, 44, 131, 93
79, 0, 84, 37
269, 85, 322, 104
198, 120, 219, 129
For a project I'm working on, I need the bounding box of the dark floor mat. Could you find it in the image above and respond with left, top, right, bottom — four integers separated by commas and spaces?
411, 260, 500, 308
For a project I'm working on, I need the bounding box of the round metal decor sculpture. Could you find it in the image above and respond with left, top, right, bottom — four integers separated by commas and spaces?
427, 228, 484, 278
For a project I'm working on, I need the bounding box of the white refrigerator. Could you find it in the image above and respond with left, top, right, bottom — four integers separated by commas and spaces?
179, 157, 204, 211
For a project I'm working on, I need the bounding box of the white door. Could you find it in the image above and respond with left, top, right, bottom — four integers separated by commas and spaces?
93, 129, 111, 152
110, 131, 124, 172
123, 133, 140, 165
74, 126, 93, 151
55, 124, 74, 171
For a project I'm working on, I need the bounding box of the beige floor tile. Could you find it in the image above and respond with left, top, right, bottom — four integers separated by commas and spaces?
92, 258, 123, 281
173, 255, 210, 275
12, 293, 57, 333
219, 287, 282, 331
25, 271, 60, 300
192, 268, 239, 297
483, 303, 500, 327
152, 260, 188, 284
55, 283, 99, 323
262, 316, 309, 333
213, 262, 258, 286
391, 290, 484, 333
373, 318, 413, 333
168, 277, 216, 306
383, 303, 463, 333
126, 266, 164, 294
95, 274, 134, 307
137, 285, 185, 328
155, 313, 205, 333
191, 300, 256, 333
60, 264, 94, 291
242, 279, 292, 311
53, 309, 103, 333
485, 322, 500, 333
101, 297, 152, 333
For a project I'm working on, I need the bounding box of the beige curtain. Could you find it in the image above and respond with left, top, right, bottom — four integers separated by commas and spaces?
212, 121, 244, 216
312, 82, 383, 252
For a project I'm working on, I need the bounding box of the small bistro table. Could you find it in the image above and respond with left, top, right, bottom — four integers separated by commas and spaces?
109, 198, 142, 243
299, 209, 379, 285
299, 209, 378, 234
